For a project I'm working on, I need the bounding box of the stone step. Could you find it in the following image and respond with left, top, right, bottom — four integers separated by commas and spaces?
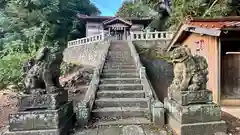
103, 66, 137, 70
104, 64, 136, 67
98, 84, 143, 90
92, 107, 149, 118
105, 60, 135, 63
105, 60, 135, 64
108, 50, 130, 52
106, 55, 133, 58
105, 63, 135, 66
101, 73, 139, 78
94, 98, 148, 108
96, 90, 145, 98
92, 117, 151, 127
107, 53, 132, 56
105, 58, 134, 62
100, 78, 141, 84
102, 69, 138, 73
108, 49, 129, 51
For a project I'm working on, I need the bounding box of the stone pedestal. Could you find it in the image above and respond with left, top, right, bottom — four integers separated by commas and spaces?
4, 89, 74, 135
165, 90, 227, 135
151, 101, 164, 127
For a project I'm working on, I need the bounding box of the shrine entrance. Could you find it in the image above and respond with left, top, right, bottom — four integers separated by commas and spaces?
103, 17, 131, 40
220, 31, 240, 105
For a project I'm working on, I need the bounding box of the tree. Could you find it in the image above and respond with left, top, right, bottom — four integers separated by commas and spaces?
167, 0, 238, 30
0, 0, 100, 88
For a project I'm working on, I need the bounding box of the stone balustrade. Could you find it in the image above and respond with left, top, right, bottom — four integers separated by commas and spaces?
127, 41, 164, 127
67, 31, 175, 48
131, 31, 174, 41
67, 33, 105, 47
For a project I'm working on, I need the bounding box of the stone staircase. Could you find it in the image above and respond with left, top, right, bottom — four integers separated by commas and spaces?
92, 41, 151, 126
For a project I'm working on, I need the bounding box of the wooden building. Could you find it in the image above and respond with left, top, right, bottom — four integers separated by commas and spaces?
167, 17, 240, 105
77, 14, 152, 40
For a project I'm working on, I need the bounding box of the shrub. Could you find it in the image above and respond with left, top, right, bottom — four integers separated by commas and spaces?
0, 53, 32, 90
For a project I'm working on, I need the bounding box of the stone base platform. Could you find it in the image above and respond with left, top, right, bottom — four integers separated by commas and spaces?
19, 90, 68, 111
164, 98, 221, 124
167, 114, 227, 135
5, 101, 74, 135
4, 129, 63, 135
9, 102, 73, 131
168, 90, 212, 106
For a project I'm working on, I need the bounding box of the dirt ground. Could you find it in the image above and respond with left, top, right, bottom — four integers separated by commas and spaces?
0, 90, 18, 128
222, 111, 240, 135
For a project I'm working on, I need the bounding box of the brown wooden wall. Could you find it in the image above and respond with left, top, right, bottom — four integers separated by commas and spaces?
221, 54, 240, 98
182, 33, 219, 103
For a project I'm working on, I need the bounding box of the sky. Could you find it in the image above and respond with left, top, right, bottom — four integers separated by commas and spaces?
90, 0, 124, 16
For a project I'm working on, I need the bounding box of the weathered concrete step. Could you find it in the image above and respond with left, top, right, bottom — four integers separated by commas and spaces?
108, 52, 131, 54
105, 58, 134, 62
94, 98, 148, 108
97, 90, 145, 98
101, 73, 139, 78
105, 60, 135, 63
92, 117, 151, 127
104, 62, 135, 65
106, 55, 132, 58
105, 61, 135, 64
102, 69, 138, 73
100, 78, 141, 84
107, 56, 132, 59
104, 64, 136, 68
98, 84, 143, 90
92, 107, 149, 118
108, 53, 131, 55
103, 66, 137, 70
108, 49, 129, 51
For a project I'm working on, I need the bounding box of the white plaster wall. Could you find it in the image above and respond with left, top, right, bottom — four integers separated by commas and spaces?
86, 22, 103, 37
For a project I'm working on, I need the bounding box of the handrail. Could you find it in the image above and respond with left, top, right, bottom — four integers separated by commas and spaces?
127, 41, 154, 99
131, 31, 175, 41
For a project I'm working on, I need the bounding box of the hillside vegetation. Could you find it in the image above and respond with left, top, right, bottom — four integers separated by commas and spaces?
116, 0, 240, 30
0, 0, 100, 90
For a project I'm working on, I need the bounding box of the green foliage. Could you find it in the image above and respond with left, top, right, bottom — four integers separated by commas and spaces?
0, 53, 32, 89
0, 0, 100, 89
167, 0, 238, 29
60, 62, 78, 75
116, 1, 157, 18
115, 0, 169, 31
116, 0, 240, 30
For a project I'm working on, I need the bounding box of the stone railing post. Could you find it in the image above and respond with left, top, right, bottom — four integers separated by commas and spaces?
151, 101, 164, 127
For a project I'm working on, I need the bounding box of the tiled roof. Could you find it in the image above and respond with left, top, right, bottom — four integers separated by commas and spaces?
186, 16, 240, 29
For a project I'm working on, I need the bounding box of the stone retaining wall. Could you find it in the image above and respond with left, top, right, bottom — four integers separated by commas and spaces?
133, 40, 173, 102
133, 40, 171, 55
63, 41, 109, 67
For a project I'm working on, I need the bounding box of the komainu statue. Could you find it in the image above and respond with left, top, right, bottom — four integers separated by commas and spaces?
23, 46, 63, 94
168, 46, 208, 92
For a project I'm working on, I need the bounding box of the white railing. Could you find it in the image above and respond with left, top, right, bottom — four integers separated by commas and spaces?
131, 31, 174, 40
67, 33, 105, 47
